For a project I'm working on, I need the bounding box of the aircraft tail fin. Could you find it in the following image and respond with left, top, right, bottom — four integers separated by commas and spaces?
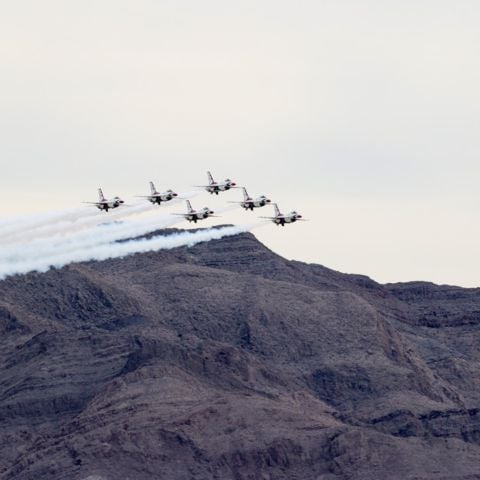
242, 187, 250, 201
149, 181, 157, 195
186, 200, 194, 213
273, 203, 281, 217
207, 171, 215, 185
98, 188, 106, 202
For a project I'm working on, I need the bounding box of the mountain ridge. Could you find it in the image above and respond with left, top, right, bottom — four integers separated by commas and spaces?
1, 229, 480, 479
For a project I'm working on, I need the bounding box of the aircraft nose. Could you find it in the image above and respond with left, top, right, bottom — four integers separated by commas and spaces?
231, 182, 236, 186
173, 193, 178, 197
266, 199, 271, 203
297, 214, 302, 218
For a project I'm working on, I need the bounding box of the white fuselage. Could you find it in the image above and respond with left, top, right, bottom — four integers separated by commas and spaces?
149, 190, 178, 205
206, 180, 236, 195
186, 208, 214, 223
97, 197, 124, 211
241, 196, 271, 211
273, 212, 302, 226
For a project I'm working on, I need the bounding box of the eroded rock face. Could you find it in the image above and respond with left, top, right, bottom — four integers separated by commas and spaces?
1, 230, 480, 479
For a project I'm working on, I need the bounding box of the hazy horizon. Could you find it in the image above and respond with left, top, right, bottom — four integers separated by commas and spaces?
1, 1, 479, 287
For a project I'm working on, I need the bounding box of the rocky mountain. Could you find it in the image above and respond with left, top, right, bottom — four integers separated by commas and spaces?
1, 229, 480, 480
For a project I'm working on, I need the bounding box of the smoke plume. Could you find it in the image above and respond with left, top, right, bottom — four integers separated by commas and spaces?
0, 224, 257, 279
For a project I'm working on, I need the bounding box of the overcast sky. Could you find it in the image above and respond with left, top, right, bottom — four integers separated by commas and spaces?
1, 1, 479, 286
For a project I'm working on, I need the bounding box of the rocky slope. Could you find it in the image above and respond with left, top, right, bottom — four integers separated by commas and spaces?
1, 229, 480, 479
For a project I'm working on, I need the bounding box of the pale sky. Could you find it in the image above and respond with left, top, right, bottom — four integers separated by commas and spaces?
1, 1, 479, 287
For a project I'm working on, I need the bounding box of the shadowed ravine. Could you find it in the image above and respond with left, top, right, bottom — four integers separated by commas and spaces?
1, 229, 480, 479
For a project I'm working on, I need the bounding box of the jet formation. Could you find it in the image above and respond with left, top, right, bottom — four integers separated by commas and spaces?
85, 171, 305, 226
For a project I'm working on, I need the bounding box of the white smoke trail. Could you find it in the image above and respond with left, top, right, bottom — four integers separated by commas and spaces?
0, 212, 184, 265
215, 204, 241, 214
0, 224, 259, 279
0, 203, 150, 244
0, 199, 234, 267
0, 207, 99, 240
0, 194, 229, 267
177, 190, 203, 200
0, 212, 37, 227
0, 191, 201, 244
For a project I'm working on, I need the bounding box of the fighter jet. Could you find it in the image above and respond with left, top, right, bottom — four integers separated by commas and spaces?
230, 187, 271, 211
173, 200, 217, 223
196, 171, 237, 195
136, 181, 178, 205
261, 203, 305, 226
83, 188, 125, 212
